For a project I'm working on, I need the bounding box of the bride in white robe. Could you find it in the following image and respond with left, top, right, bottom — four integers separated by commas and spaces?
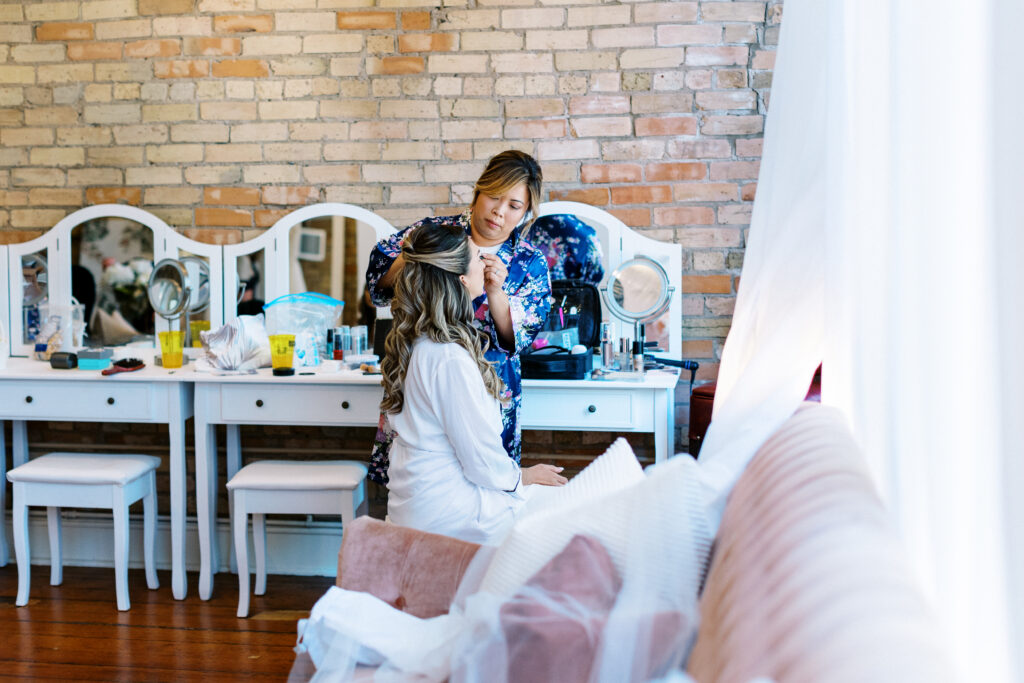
380, 221, 566, 545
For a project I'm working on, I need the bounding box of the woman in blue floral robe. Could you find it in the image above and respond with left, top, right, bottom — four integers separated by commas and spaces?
366, 151, 551, 484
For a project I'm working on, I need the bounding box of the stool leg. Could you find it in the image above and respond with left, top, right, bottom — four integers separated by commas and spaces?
112, 486, 131, 611
234, 490, 250, 618
253, 513, 267, 596
339, 490, 355, 529
13, 483, 30, 607
47, 507, 62, 586
143, 471, 159, 591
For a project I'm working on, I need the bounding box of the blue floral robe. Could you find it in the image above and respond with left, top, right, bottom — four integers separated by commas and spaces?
527, 214, 605, 285
366, 210, 552, 483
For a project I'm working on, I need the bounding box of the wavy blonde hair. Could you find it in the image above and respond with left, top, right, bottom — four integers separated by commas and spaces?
380, 223, 503, 415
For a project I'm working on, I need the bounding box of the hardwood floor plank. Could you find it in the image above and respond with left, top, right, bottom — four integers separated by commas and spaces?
1, 565, 334, 680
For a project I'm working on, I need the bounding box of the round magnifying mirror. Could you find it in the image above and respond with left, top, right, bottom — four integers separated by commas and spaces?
21, 253, 49, 306
180, 256, 211, 314
147, 258, 190, 320
605, 256, 672, 324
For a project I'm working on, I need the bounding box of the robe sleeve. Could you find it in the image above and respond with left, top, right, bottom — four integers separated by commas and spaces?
476, 250, 552, 355
433, 351, 521, 493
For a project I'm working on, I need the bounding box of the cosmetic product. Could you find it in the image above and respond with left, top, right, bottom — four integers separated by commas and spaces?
619, 337, 633, 371
325, 328, 335, 360
632, 340, 644, 375
352, 325, 368, 356
333, 326, 347, 360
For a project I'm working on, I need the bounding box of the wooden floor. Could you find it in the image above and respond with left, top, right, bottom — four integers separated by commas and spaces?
0, 564, 334, 681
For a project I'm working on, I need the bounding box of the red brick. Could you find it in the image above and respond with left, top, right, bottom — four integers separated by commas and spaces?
402, 12, 431, 31
696, 362, 719, 382
0, 229, 46, 245
371, 57, 423, 75
125, 39, 181, 58
709, 161, 760, 180
673, 183, 738, 202
338, 12, 397, 30
581, 163, 643, 184
255, 209, 289, 228
183, 228, 243, 245
610, 185, 672, 204
741, 182, 757, 201
86, 187, 141, 206
608, 208, 650, 227
155, 60, 209, 79
205, 187, 259, 206
682, 340, 714, 358
37, 23, 94, 41
185, 38, 241, 57
568, 95, 630, 116
262, 186, 318, 205
212, 59, 269, 78
682, 275, 732, 294
196, 207, 252, 227
647, 162, 705, 181
653, 206, 715, 225
735, 138, 763, 157
548, 188, 609, 206
505, 119, 565, 139
67, 42, 123, 61
214, 15, 273, 33
635, 116, 697, 137
399, 34, 455, 53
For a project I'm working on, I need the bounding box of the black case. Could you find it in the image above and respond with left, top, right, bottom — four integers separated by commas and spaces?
522, 279, 602, 380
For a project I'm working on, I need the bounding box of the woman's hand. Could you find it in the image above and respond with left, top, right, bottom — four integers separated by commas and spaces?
522, 464, 568, 487
481, 253, 507, 298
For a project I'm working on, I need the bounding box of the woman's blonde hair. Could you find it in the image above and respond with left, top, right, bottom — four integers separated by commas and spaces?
472, 150, 543, 236
380, 223, 503, 415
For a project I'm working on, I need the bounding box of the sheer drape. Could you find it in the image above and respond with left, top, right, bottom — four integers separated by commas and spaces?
699, 1, 1022, 680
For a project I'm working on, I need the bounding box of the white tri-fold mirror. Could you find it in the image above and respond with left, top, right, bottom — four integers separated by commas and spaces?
5, 204, 224, 357
223, 203, 397, 326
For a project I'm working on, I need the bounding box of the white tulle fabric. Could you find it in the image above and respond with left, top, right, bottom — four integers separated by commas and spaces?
295, 438, 714, 682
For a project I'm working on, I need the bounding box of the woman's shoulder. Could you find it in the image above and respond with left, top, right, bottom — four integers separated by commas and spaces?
412, 337, 474, 364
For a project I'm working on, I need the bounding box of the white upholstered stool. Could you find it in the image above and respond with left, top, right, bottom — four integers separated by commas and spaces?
6, 452, 161, 611
226, 459, 368, 618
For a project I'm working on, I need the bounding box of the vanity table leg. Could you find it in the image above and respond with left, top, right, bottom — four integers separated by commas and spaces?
654, 387, 675, 463
168, 386, 188, 600
195, 389, 218, 600
12, 420, 28, 467
226, 424, 242, 574
0, 421, 7, 566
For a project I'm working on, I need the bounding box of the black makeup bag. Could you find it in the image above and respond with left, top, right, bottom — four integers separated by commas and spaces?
522, 279, 602, 380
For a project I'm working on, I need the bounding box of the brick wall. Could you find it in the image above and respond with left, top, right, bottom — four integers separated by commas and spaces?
1, 0, 782, 453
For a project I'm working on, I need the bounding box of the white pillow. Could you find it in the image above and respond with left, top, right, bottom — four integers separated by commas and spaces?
479, 440, 714, 603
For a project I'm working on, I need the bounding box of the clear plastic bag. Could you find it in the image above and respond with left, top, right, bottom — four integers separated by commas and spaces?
263, 293, 344, 367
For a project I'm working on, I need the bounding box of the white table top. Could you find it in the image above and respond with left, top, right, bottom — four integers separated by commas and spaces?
0, 357, 187, 383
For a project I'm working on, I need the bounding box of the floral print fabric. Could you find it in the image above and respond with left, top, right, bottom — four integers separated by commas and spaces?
366, 210, 552, 484
527, 214, 605, 285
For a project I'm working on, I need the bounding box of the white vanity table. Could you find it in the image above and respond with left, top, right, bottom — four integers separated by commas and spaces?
187, 363, 679, 599
0, 357, 193, 599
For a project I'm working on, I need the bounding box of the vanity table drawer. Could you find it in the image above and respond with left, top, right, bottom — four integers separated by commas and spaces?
219, 384, 381, 425
521, 388, 636, 430
0, 381, 154, 420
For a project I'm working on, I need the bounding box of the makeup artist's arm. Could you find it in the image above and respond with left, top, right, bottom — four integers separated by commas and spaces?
482, 254, 514, 350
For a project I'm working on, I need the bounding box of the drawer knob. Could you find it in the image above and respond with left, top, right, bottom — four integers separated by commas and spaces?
107, 397, 115, 405
25, 395, 33, 404
341, 401, 350, 410
256, 399, 264, 407
587, 404, 596, 413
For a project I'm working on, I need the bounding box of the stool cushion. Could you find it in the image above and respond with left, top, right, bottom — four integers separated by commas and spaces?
227, 460, 368, 491
7, 453, 161, 485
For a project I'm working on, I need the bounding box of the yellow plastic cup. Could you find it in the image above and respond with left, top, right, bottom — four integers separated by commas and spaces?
158, 330, 185, 369
189, 320, 211, 348
268, 334, 296, 376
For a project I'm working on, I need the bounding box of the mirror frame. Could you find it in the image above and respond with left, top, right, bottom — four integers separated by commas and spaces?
5, 204, 224, 357
537, 201, 682, 360
148, 258, 190, 320
0, 244, 8, 356
223, 203, 397, 325
604, 256, 673, 324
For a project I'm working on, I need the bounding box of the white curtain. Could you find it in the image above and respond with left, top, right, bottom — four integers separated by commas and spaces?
698, 1, 1022, 680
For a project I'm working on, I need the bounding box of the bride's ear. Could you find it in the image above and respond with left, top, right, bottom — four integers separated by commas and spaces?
458, 274, 469, 288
